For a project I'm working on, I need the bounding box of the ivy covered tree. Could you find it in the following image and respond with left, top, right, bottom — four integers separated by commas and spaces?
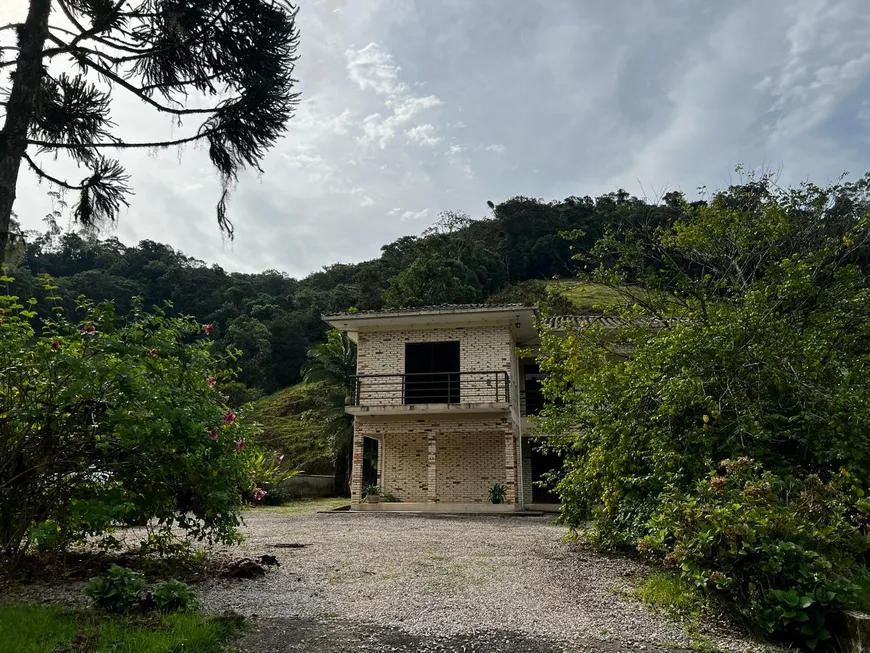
0, 0, 301, 261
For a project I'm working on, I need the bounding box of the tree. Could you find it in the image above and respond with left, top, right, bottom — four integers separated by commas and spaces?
538, 173, 870, 646
302, 329, 356, 495
0, 0, 301, 261
0, 279, 263, 557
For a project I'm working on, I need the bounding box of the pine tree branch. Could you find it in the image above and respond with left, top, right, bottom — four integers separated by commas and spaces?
28, 129, 215, 150
43, 37, 120, 66
72, 52, 222, 116
23, 152, 84, 190
55, 0, 149, 55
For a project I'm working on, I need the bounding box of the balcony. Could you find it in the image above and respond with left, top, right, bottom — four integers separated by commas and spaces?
348, 371, 511, 415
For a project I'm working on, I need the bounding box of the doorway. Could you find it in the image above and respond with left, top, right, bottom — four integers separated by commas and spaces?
404, 341, 460, 404
529, 441, 562, 504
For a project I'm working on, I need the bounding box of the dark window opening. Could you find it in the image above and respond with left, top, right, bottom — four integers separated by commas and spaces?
524, 362, 546, 416
530, 442, 562, 503
362, 437, 378, 488
404, 341, 460, 404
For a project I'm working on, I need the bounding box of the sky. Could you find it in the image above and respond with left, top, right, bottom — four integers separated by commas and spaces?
4, 0, 870, 277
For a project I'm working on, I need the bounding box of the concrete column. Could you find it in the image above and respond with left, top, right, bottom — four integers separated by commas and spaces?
350, 431, 364, 507
504, 432, 517, 505
427, 433, 437, 503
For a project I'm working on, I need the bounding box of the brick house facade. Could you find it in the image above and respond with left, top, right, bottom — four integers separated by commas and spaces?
323, 304, 560, 512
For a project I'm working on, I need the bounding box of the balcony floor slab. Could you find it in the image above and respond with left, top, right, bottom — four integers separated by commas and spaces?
346, 402, 510, 416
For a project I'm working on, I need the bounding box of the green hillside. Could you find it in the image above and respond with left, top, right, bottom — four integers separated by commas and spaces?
247, 382, 336, 475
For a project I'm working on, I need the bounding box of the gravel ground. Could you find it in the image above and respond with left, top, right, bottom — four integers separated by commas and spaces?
197, 509, 774, 653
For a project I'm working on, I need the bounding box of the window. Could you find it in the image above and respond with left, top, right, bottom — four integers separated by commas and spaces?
524, 362, 546, 416
404, 341, 460, 404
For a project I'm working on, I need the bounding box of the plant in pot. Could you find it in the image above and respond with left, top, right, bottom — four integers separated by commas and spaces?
363, 484, 381, 504
488, 483, 507, 504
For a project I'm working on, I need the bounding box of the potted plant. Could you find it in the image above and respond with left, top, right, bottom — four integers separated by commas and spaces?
488, 483, 507, 504
363, 484, 381, 504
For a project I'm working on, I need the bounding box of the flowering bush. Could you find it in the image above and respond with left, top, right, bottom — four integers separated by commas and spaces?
0, 275, 263, 557
640, 459, 869, 648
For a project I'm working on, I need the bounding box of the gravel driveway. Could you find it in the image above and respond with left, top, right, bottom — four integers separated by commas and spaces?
201, 508, 772, 653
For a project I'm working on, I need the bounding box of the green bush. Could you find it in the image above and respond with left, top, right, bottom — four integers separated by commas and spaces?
248, 450, 297, 505
536, 175, 870, 647
640, 459, 869, 648
0, 277, 264, 557
82, 565, 147, 613
151, 580, 199, 613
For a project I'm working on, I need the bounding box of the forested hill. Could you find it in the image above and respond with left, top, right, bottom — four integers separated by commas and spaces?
8, 191, 680, 395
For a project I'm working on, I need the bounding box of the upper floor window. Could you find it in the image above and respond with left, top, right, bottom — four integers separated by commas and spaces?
404, 341, 460, 404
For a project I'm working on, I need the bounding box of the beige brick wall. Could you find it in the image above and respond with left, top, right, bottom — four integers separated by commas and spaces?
436, 433, 505, 503
353, 415, 514, 503
355, 326, 513, 406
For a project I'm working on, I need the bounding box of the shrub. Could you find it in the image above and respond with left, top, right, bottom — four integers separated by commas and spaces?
641, 459, 869, 648
151, 580, 199, 613
0, 278, 264, 557
248, 450, 297, 505
82, 565, 147, 613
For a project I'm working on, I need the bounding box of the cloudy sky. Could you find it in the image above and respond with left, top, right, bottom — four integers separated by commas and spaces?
5, 0, 870, 277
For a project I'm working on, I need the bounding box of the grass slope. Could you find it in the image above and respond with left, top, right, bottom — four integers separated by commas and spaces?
0, 605, 244, 653
550, 280, 681, 316
247, 382, 335, 475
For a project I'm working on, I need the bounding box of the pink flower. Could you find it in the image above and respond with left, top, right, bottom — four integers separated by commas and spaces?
203, 323, 214, 336
206, 377, 217, 388
80, 324, 96, 336
235, 439, 245, 452
147, 348, 157, 357
254, 489, 267, 502
207, 428, 218, 441
51, 340, 61, 351
223, 410, 236, 426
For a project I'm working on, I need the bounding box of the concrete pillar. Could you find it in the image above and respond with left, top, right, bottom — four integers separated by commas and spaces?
427, 433, 437, 503
350, 430, 364, 507
504, 432, 517, 505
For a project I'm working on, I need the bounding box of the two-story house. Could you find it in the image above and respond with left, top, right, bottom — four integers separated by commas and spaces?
323, 304, 571, 512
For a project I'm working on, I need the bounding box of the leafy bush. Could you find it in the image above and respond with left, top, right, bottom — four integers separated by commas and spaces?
248, 450, 297, 505
640, 459, 869, 648
151, 580, 199, 613
0, 278, 263, 557
537, 174, 870, 647
82, 565, 147, 613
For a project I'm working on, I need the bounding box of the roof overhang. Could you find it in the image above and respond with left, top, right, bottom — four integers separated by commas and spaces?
323, 305, 539, 344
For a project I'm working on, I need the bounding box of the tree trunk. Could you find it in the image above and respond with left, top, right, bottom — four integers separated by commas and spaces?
0, 0, 52, 264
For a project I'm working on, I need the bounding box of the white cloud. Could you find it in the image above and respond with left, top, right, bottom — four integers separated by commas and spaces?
759, 0, 870, 141
406, 124, 441, 147
400, 209, 429, 221
346, 43, 443, 149
484, 144, 506, 154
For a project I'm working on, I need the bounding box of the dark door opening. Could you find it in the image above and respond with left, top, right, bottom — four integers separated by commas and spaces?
530, 442, 562, 503
524, 363, 546, 416
404, 341, 460, 404
362, 437, 378, 489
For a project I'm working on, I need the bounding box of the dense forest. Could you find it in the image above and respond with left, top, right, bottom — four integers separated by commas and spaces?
7, 191, 681, 396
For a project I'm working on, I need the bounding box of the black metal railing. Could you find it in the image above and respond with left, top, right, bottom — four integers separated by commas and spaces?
350, 371, 510, 407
